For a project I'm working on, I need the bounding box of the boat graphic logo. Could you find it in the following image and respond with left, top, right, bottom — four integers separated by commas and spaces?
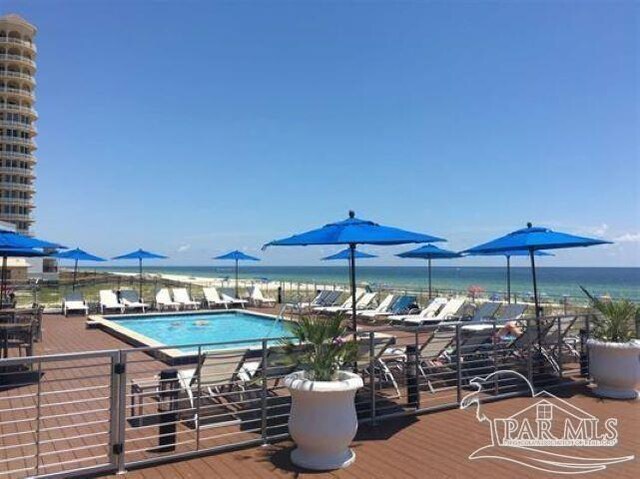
460, 371, 635, 474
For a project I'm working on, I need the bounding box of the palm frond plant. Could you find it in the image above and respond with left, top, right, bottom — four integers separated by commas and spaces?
581, 286, 638, 343
283, 314, 358, 381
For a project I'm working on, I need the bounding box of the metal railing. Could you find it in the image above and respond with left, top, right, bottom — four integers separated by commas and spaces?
0, 313, 592, 478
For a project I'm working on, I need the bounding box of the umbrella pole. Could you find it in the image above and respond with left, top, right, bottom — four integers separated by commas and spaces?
349, 244, 357, 340
529, 249, 540, 317
73, 258, 78, 291
428, 258, 432, 300
506, 256, 511, 304
235, 259, 239, 298
139, 258, 143, 299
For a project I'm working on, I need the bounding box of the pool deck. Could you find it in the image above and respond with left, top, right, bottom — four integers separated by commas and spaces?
1, 309, 638, 479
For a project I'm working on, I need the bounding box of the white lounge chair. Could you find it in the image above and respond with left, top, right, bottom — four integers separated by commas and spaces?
177, 350, 261, 426
249, 286, 276, 307
400, 298, 467, 326
172, 288, 200, 310
314, 290, 363, 313
389, 297, 448, 323
156, 288, 180, 311
221, 293, 248, 309
356, 333, 401, 398
99, 290, 125, 314
202, 287, 232, 309
62, 292, 89, 316
317, 291, 376, 314
119, 289, 150, 313
357, 294, 396, 319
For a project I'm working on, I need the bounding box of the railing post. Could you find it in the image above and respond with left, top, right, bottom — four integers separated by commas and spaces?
526, 317, 534, 390
369, 331, 376, 426
455, 324, 462, 405
556, 317, 563, 379
113, 350, 126, 475
157, 369, 179, 452
406, 335, 419, 409
580, 315, 590, 377
261, 339, 269, 446
195, 346, 202, 450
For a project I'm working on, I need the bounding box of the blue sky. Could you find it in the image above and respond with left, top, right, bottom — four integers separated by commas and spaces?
7, 1, 639, 266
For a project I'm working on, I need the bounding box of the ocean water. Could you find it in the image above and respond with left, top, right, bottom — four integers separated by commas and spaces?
91, 265, 640, 301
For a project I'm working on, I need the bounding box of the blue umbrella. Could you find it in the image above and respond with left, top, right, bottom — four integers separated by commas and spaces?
463, 223, 611, 316
0, 229, 64, 250
323, 249, 377, 297
55, 248, 106, 290
0, 228, 63, 306
112, 249, 168, 297
213, 250, 260, 297
264, 210, 445, 333
0, 246, 48, 305
397, 244, 461, 299
322, 248, 377, 261
464, 249, 553, 303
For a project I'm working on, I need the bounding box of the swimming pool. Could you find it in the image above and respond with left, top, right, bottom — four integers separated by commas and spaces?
95, 311, 291, 356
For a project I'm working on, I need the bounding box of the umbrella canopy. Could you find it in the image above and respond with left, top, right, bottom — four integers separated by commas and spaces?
0, 229, 64, 250
265, 211, 444, 247
464, 249, 553, 303
0, 246, 48, 305
213, 250, 260, 297
112, 249, 168, 298
55, 248, 106, 290
112, 249, 168, 261
264, 211, 445, 336
397, 244, 461, 299
463, 223, 611, 315
322, 248, 377, 261
0, 229, 62, 307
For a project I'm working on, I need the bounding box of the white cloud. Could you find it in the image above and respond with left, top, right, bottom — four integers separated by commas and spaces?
613, 233, 640, 243
585, 223, 609, 237
177, 244, 191, 253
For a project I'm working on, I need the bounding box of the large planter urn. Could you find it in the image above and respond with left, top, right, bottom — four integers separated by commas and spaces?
588, 339, 640, 399
284, 370, 363, 470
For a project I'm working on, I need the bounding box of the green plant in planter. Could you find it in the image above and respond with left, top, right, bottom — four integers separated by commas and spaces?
283, 315, 358, 381
581, 286, 638, 343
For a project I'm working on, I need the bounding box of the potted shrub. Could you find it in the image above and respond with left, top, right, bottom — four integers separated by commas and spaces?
582, 287, 640, 399
282, 315, 363, 470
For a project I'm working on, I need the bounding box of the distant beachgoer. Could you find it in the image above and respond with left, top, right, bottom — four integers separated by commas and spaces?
496, 321, 522, 341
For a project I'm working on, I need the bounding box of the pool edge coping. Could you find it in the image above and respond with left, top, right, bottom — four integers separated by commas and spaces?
87, 309, 289, 363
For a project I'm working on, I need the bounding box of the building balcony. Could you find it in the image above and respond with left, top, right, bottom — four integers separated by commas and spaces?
0, 102, 37, 117
0, 53, 36, 68
0, 136, 36, 149
0, 166, 35, 178
0, 181, 35, 193
0, 37, 36, 53
0, 150, 36, 162
0, 212, 34, 222
0, 86, 35, 101
1, 197, 33, 207
0, 69, 35, 85
0, 120, 36, 133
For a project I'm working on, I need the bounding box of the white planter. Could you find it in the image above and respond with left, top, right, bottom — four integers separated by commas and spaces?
284, 370, 364, 470
588, 339, 640, 399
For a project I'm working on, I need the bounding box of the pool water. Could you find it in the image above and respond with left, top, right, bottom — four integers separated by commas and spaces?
111, 312, 291, 352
